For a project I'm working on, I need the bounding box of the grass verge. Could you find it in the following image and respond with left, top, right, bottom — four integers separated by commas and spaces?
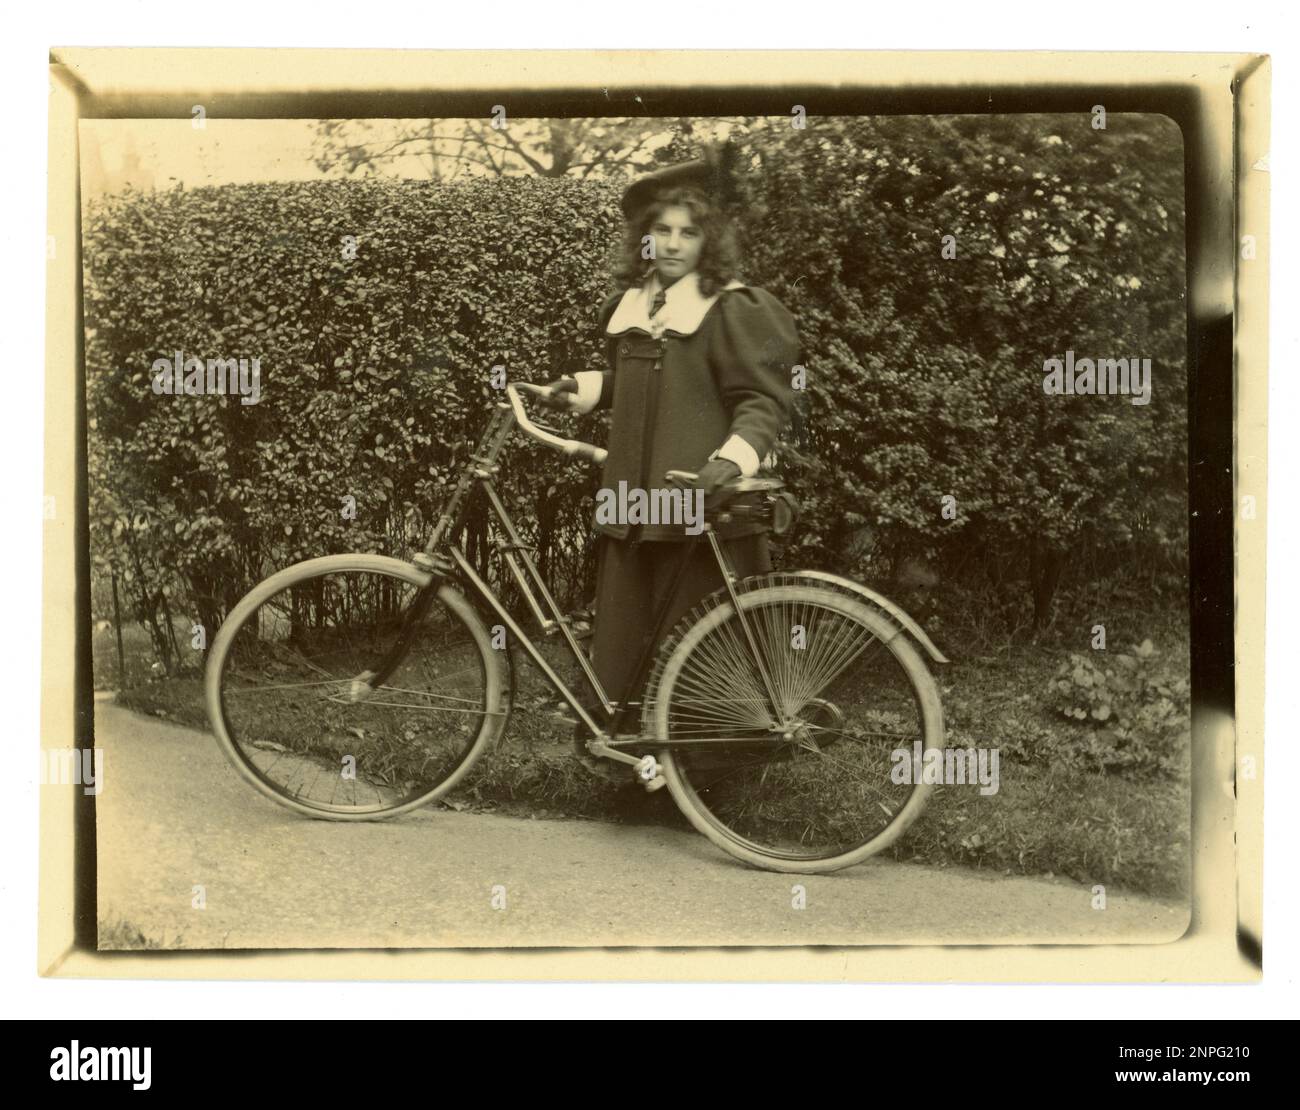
101, 602, 1191, 899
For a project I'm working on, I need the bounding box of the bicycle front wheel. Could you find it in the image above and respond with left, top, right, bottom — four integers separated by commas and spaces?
205, 554, 508, 820
647, 583, 944, 873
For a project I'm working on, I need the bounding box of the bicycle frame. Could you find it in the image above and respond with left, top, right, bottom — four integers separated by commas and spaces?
398, 394, 783, 758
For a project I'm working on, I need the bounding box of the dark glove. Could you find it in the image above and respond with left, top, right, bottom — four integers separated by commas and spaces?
694, 458, 741, 497
536, 378, 578, 410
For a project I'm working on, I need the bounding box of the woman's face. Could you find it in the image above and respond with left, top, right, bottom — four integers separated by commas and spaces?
649, 204, 704, 285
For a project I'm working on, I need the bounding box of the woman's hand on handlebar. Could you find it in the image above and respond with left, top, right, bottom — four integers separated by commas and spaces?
536, 378, 578, 410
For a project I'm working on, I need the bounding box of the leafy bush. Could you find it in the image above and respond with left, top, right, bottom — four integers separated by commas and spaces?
86, 176, 624, 667
85, 114, 1189, 675
1046, 641, 1190, 777
736, 114, 1188, 626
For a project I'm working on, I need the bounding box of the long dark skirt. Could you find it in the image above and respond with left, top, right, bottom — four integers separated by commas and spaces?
589, 532, 771, 710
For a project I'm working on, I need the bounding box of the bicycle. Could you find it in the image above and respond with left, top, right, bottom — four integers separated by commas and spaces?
205, 383, 949, 873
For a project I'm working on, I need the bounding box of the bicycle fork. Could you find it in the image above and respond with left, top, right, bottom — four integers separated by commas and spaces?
344, 561, 445, 700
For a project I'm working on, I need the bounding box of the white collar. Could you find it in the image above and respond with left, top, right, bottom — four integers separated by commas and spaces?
606, 270, 746, 338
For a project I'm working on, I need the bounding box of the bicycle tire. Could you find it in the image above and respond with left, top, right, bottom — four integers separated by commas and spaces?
205, 553, 508, 820
646, 583, 945, 873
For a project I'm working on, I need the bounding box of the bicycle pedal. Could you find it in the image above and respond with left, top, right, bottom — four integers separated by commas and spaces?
635, 755, 664, 790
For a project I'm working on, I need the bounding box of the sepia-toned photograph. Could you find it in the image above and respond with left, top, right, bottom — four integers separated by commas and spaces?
36, 47, 1267, 981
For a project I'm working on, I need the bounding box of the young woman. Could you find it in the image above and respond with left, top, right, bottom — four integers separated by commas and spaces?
542, 157, 801, 762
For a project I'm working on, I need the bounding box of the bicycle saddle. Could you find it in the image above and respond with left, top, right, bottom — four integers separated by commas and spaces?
663, 471, 798, 535
663, 470, 786, 495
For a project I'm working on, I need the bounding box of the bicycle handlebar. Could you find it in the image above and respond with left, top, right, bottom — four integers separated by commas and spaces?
506, 383, 608, 466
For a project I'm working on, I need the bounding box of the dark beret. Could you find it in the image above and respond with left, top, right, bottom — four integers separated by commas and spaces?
621, 142, 754, 220
620, 157, 723, 219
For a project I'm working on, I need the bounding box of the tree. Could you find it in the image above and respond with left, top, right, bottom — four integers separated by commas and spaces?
312, 117, 681, 180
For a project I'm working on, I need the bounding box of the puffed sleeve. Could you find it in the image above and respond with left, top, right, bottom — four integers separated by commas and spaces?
706, 287, 799, 475
570, 291, 623, 414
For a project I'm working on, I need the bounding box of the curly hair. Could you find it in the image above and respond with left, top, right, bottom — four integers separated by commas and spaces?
612, 187, 741, 296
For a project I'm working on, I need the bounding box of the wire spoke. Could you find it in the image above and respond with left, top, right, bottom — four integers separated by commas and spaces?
218, 567, 497, 815
663, 585, 930, 859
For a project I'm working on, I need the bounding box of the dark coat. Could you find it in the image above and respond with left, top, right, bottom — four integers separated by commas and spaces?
585, 278, 800, 541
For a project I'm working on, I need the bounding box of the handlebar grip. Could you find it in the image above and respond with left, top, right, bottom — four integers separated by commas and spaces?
507, 382, 605, 465
519, 380, 576, 408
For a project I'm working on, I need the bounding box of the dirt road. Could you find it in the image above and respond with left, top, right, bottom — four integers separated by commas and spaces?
93, 699, 1189, 950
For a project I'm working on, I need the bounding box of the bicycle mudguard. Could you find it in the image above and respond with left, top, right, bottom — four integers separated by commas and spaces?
778, 569, 951, 665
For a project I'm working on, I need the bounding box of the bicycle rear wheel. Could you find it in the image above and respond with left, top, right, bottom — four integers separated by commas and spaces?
205, 554, 507, 820
646, 583, 944, 873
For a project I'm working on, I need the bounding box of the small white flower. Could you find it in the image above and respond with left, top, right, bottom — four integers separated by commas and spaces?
985, 191, 1001, 203
1043, 135, 1064, 145
1127, 276, 1142, 289
991, 244, 1007, 258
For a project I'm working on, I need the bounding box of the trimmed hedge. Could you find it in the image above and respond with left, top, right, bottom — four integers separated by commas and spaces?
735, 115, 1187, 626
86, 114, 1188, 668
87, 176, 622, 660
